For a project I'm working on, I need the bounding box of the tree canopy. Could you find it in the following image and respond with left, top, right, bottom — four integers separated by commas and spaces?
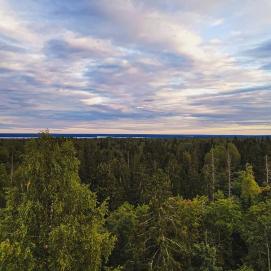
0, 135, 271, 270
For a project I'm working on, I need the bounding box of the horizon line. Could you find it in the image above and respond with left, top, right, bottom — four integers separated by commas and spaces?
0, 132, 271, 137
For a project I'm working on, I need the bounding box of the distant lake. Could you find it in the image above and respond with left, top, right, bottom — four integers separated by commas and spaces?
0, 133, 270, 139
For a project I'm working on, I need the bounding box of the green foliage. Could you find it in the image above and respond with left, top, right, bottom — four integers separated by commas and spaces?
243, 199, 271, 270
0, 136, 271, 270
0, 239, 35, 271
236, 265, 254, 271
240, 165, 260, 203
141, 169, 172, 205
132, 196, 208, 270
0, 133, 115, 270
104, 266, 123, 271
191, 243, 222, 271
203, 143, 240, 199
206, 198, 242, 237
96, 159, 127, 210
227, 142, 241, 165
107, 202, 149, 269
205, 198, 242, 268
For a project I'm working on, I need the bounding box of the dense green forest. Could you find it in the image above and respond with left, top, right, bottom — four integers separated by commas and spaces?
1, 133, 271, 270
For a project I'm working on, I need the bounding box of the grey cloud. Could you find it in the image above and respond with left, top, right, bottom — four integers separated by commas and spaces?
246, 39, 271, 59
1, 0, 271, 133
44, 39, 92, 59
0, 41, 26, 53
189, 85, 271, 124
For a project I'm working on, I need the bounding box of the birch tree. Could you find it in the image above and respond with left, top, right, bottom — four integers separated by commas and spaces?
0, 133, 115, 270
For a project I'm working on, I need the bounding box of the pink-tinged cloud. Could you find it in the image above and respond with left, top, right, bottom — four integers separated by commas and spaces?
0, 0, 271, 134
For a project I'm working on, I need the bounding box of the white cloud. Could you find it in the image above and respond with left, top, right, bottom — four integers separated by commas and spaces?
94, 0, 207, 61
0, 0, 46, 47
211, 18, 224, 26
1, 0, 271, 134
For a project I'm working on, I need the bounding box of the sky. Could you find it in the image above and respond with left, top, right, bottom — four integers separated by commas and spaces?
0, 0, 271, 134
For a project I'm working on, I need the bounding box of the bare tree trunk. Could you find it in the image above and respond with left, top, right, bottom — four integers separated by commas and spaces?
10, 151, 14, 184
267, 241, 271, 271
266, 228, 271, 271
205, 230, 208, 246
266, 155, 269, 184
211, 147, 215, 202
227, 149, 232, 197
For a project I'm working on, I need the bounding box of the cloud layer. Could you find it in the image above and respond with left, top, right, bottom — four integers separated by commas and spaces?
0, 0, 271, 134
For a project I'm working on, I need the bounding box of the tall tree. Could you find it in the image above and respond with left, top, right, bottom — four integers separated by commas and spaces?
240, 164, 261, 205
203, 146, 218, 201
226, 143, 241, 197
0, 133, 115, 271
107, 202, 149, 270
96, 158, 128, 210
203, 144, 240, 200
133, 184, 214, 271
244, 199, 271, 271
131, 170, 174, 270
205, 198, 242, 269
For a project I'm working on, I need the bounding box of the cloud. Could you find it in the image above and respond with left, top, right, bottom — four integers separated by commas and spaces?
90, 0, 208, 61
246, 39, 271, 59
44, 32, 124, 60
211, 18, 224, 26
0, 0, 271, 134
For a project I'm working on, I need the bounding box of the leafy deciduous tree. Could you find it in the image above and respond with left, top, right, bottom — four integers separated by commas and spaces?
0, 133, 115, 271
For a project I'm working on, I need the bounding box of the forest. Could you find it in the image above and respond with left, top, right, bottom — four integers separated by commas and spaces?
0, 133, 271, 271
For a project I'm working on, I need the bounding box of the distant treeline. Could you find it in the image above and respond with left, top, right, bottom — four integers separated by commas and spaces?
0, 134, 271, 270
